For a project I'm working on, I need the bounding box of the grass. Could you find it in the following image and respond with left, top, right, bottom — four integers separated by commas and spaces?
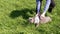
0, 0, 60, 34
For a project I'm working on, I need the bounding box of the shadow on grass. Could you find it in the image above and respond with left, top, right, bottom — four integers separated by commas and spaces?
9, 8, 36, 19
9, 8, 36, 27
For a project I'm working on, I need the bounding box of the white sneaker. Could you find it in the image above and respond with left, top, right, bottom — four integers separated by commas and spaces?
41, 12, 45, 17
41, 14, 45, 17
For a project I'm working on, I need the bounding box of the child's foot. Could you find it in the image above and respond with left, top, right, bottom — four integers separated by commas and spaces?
40, 14, 45, 20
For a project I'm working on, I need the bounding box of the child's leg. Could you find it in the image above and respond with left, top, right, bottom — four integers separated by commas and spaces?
41, 0, 51, 17
48, 0, 55, 13
36, 0, 42, 14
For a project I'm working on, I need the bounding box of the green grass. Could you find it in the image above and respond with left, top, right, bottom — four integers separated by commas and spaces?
0, 0, 60, 34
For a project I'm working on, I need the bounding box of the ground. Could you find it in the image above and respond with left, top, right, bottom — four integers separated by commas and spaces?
0, 0, 60, 34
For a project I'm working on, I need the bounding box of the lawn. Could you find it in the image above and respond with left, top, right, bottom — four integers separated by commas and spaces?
0, 0, 60, 34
